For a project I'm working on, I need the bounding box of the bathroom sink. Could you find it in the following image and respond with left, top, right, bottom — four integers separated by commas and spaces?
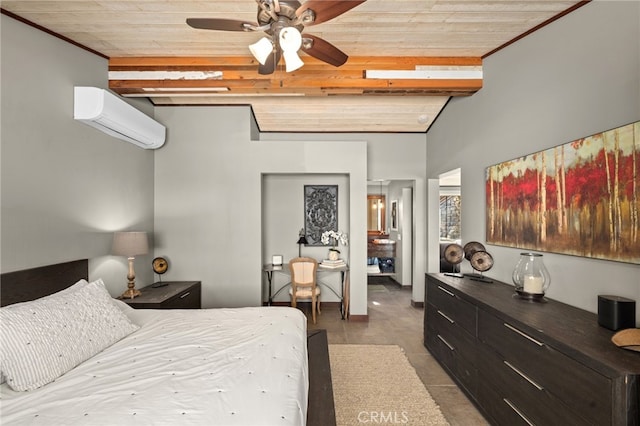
373, 239, 395, 244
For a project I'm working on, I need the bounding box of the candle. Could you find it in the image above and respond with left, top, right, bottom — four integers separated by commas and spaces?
523, 275, 544, 294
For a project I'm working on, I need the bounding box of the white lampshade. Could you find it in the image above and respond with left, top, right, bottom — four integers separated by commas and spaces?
282, 50, 304, 72
112, 231, 148, 257
279, 27, 304, 72
249, 37, 273, 65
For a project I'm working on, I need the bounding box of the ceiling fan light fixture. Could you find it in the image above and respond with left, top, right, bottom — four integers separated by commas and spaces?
283, 50, 304, 72
249, 37, 274, 65
279, 27, 304, 72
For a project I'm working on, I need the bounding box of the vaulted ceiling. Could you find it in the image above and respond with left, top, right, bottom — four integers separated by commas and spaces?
1, 1, 588, 132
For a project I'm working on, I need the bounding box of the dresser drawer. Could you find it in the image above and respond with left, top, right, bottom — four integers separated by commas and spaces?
478, 308, 612, 425
425, 321, 477, 396
124, 281, 202, 309
426, 278, 476, 335
164, 283, 201, 309
426, 303, 476, 366
478, 380, 536, 426
478, 344, 591, 426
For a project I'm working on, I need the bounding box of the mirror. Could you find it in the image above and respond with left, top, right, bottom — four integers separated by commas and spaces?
367, 195, 386, 232
439, 168, 461, 242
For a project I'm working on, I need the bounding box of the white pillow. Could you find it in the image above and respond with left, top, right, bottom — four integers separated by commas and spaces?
0, 279, 88, 385
0, 278, 139, 391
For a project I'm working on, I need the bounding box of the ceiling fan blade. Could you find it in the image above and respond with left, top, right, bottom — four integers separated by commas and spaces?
186, 18, 258, 32
258, 47, 282, 75
301, 34, 348, 67
296, 0, 366, 26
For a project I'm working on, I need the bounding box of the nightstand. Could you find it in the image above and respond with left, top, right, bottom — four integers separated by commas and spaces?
119, 281, 201, 309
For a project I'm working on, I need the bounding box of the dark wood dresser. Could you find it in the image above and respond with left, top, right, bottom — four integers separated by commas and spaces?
120, 281, 201, 309
424, 273, 639, 426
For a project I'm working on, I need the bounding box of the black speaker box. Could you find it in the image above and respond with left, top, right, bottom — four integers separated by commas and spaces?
598, 295, 636, 331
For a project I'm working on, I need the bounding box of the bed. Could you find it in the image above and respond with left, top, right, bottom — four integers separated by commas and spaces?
0, 260, 335, 426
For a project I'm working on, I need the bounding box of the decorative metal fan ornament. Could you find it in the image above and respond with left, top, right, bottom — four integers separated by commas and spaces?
463, 241, 494, 283
443, 243, 464, 277
463, 241, 486, 260
151, 257, 170, 287
443, 243, 463, 264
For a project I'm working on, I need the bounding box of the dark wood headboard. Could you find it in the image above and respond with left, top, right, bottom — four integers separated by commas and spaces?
0, 259, 89, 307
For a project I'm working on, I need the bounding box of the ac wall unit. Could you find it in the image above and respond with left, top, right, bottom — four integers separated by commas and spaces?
74, 86, 166, 149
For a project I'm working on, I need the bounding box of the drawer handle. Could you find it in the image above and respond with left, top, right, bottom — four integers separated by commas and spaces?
437, 286, 455, 297
437, 334, 455, 351
504, 361, 544, 391
503, 398, 535, 426
437, 310, 455, 324
179, 292, 191, 299
503, 323, 544, 347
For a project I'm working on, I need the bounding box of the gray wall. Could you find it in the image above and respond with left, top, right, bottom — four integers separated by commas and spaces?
153, 107, 370, 313
426, 1, 640, 323
152, 114, 430, 313
0, 13, 428, 315
263, 174, 349, 303
12, 2, 631, 319
263, 132, 428, 303
385, 180, 415, 287
1, 15, 155, 295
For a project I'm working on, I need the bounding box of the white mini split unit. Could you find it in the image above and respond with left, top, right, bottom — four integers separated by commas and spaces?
74, 86, 166, 149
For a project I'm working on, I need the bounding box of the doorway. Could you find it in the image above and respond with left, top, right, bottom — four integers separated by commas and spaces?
366, 180, 415, 288
429, 169, 461, 274
439, 169, 461, 242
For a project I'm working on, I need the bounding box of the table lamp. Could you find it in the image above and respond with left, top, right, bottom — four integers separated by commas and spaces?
296, 228, 308, 257
112, 231, 148, 299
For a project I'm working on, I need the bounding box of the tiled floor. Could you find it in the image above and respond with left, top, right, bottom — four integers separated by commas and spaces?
306, 277, 488, 426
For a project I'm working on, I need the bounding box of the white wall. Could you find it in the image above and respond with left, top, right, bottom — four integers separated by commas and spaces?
0, 15, 155, 296
426, 1, 640, 323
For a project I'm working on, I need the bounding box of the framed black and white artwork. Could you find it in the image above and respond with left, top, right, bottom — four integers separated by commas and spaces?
304, 185, 338, 245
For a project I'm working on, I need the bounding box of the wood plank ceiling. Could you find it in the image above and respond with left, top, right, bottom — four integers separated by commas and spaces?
1, 1, 587, 133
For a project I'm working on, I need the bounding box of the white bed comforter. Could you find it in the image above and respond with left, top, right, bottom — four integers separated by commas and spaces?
1, 306, 308, 425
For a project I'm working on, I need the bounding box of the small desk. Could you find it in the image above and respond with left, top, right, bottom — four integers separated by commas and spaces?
263, 263, 349, 320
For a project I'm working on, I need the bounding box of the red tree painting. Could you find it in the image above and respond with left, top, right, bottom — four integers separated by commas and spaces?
486, 121, 640, 264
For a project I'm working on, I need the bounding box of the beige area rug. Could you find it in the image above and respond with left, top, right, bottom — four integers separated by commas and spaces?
329, 344, 449, 425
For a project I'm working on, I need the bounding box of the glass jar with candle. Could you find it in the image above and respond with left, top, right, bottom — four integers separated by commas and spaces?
512, 252, 550, 301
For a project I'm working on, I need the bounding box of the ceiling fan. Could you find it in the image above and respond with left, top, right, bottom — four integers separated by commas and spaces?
186, 0, 366, 75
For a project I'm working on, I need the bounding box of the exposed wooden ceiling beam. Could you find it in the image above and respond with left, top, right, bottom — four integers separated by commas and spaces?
109, 56, 483, 98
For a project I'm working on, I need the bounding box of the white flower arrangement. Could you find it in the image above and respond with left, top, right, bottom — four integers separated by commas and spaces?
321, 230, 348, 253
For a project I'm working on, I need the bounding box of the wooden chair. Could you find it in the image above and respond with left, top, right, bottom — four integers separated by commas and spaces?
289, 257, 320, 324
